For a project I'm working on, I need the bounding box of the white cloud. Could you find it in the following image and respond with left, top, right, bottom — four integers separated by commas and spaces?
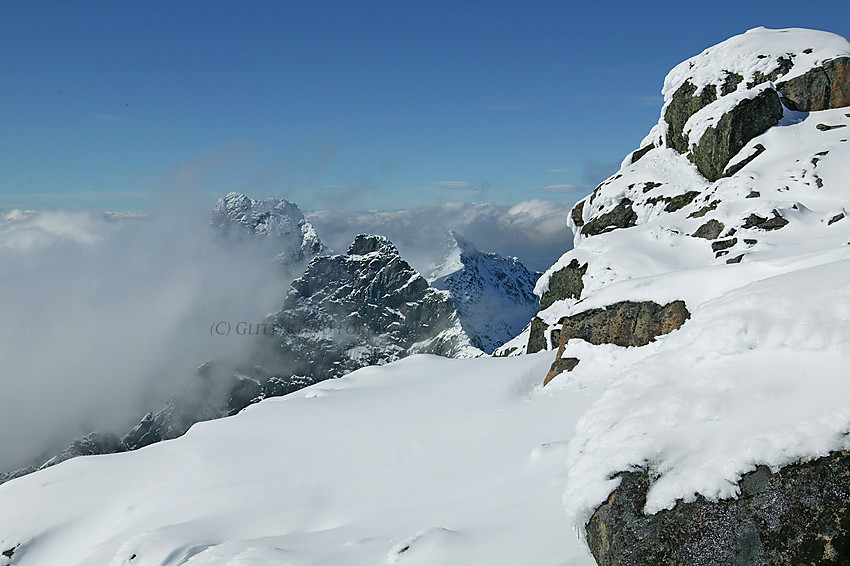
0, 202, 297, 471
306, 199, 575, 273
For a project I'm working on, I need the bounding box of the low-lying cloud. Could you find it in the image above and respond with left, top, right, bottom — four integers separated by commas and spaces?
307, 198, 576, 273
0, 203, 295, 472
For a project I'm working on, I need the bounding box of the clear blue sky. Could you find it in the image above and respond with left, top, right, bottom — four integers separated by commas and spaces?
2, 1, 850, 212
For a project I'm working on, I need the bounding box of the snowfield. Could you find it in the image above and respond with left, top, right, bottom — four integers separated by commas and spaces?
0, 353, 600, 566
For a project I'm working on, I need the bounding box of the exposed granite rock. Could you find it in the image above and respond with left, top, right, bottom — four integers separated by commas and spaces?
582, 199, 638, 237
711, 238, 738, 253
571, 200, 586, 227
540, 259, 587, 311
778, 57, 850, 111
665, 81, 718, 154
543, 357, 579, 386
586, 451, 850, 566
689, 88, 784, 181
724, 143, 767, 177
817, 123, 848, 131
527, 316, 550, 354
554, 300, 690, 350
630, 144, 655, 164
692, 219, 725, 240
664, 191, 701, 212
743, 210, 789, 231
829, 213, 846, 225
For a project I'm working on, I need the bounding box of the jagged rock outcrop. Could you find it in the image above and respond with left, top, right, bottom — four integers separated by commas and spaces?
553, 300, 690, 350
586, 451, 850, 566
778, 56, 850, 111
266, 234, 480, 378
688, 88, 784, 181
211, 192, 324, 264
542, 301, 689, 385
428, 232, 540, 354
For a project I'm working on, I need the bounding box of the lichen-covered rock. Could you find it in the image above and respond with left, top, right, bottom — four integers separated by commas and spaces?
689, 88, 784, 181
539, 259, 587, 311
692, 219, 725, 239
555, 300, 690, 349
527, 316, 550, 354
665, 81, 719, 155
778, 57, 850, 111
582, 199, 638, 237
586, 451, 850, 566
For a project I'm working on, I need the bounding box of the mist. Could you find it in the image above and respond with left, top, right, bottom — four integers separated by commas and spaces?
306, 198, 576, 274
0, 201, 296, 472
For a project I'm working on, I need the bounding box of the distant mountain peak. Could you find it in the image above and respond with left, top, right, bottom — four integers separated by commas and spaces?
429, 232, 540, 354
211, 192, 324, 264
347, 233, 398, 256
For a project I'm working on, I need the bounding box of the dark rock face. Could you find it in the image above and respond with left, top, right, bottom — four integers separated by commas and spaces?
692, 219, 725, 240
527, 317, 550, 354
554, 300, 690, 349
586, 451, 850, 566
582, 199, 638, 237
689, 89, 784, 181
665, 81, 718, 154
724, 143, 767, 177
743, 211, 789, 231
266, 234, 474, 379
540, 259, 588, 311
2, 234, 476, 485
571, 200, 586, 227
778, 57, 850, 112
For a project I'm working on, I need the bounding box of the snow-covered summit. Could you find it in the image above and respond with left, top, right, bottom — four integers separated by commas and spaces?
429, 231, 540, 354
211, 192, 324, 264
662, 27, 850, 104
515, 27, 850, 556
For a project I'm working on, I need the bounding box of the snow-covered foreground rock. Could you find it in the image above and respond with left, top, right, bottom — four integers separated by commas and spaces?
0, 353, 599, 566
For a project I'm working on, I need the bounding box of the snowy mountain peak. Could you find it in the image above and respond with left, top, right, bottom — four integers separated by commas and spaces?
429, 231, 540, 354
347, 233, 398, 257
211, 192, 324, 264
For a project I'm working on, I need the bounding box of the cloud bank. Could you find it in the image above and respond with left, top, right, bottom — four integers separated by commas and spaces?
306, 198, 575, 273
0, 204, 295, 471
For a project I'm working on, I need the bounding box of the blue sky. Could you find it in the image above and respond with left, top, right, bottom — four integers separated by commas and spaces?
2, 1, 850, 212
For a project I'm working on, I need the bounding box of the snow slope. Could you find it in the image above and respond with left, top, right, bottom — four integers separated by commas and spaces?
527, 27, 850, 534
0, 353, 599, 566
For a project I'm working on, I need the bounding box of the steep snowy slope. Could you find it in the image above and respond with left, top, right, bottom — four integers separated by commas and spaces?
429, 231, 540, 354
513, 27, 850, 563
0, 354, 599, 566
